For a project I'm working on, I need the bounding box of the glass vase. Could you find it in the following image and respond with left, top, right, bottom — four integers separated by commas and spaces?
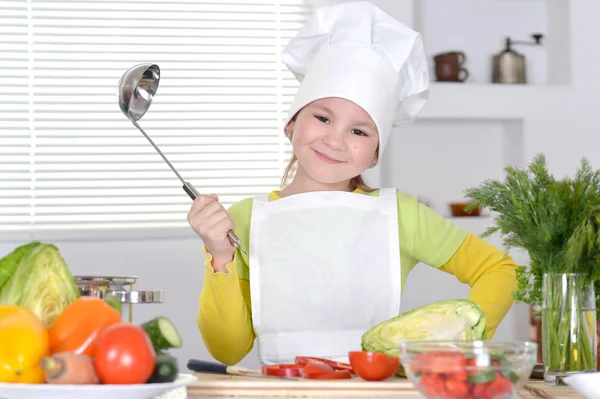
542, 273, 597, 385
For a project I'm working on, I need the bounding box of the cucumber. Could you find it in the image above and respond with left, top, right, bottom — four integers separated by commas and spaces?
148, 353, 179, 383
467, 370, 496, 384
104, 294, 122, 314
501, 369, 520, 383
489, 352, 519, 383
141, 316, 182, 352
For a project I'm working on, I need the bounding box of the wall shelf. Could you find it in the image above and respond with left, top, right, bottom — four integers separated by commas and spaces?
421, 82, 571, 120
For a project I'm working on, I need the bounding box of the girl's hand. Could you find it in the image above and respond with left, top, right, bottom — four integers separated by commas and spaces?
187, 194, 236, 266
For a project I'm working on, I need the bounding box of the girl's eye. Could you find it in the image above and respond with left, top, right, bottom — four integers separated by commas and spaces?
352, 129, 367, 137
315, 115, 330, 124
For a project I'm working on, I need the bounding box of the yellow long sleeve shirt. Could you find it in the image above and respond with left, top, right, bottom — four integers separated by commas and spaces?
197, 189, 518, 365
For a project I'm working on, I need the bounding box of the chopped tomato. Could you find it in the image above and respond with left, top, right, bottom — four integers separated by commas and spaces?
472, 382, 488, 398
348, 351, 399, 381
295, 356, 353, 372
305, 370, 352, 380
452, 369, 468, 382
262, 364, 303, 377
419, 372, 446, 397
444, 379, 470, 399
483, 375, 514, 398
412, 351, 467, 374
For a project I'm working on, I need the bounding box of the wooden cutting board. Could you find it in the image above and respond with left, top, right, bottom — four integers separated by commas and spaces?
187, 372, 421, 397
186, 372, 583, 398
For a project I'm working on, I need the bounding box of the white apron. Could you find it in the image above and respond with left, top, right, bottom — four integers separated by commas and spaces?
249, 188, 401, 365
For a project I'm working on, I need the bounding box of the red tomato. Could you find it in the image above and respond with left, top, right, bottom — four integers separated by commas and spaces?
302, 362, 334, 377
348, 351, 399, 381
305, 370, 352, 380
94, 322, 156, 384
262, 364, 303, 377
295, 356, 354, 372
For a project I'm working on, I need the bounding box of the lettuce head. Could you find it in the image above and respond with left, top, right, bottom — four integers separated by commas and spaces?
0, 242, 80, 327
361, 299, 487, 376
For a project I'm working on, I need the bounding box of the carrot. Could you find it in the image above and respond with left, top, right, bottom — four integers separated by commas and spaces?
41, 352, 100, 385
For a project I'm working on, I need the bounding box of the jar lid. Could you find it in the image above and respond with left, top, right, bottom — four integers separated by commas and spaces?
109, 289, 164, 304
75, 276, 138, 285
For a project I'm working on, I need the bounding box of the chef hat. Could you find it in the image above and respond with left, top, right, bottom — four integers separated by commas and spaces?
282, 1, 430, 156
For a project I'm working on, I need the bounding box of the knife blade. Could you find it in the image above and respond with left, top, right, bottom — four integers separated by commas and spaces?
186, 359, 300, 380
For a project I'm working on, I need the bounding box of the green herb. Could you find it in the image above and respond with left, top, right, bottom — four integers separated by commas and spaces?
464, 153, 600, 375
464, 153, 600, 311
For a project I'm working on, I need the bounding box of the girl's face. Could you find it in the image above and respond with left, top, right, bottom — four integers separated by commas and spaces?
286, 97, 379, 187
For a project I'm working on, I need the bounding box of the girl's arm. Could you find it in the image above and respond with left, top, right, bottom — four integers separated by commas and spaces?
197, 199, 255, 365
437, 233, 518, 338
407, 194, 518, 339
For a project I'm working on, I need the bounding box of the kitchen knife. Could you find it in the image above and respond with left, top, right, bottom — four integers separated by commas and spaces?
187, 359, 300, 379
187, 359, 296, 379
187, 359, 259, 376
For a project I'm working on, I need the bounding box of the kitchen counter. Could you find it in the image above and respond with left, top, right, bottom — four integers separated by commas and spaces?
155, 378, 584, 399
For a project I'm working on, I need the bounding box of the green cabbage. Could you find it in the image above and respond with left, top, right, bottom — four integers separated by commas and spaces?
361, 299, 487, 375
0, 242, 80, 328
0, 241, 41, 291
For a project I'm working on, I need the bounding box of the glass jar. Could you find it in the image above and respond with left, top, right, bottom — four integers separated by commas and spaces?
542, 273, 597, 385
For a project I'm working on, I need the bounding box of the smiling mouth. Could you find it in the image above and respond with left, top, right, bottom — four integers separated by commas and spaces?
313, 149, 343, 164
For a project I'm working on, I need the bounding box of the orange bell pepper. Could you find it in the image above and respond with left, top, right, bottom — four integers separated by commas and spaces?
0, 305, 49, 383
48, 297, 121, 356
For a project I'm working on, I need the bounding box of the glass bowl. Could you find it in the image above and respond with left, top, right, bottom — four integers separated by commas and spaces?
398, 340, 537, 399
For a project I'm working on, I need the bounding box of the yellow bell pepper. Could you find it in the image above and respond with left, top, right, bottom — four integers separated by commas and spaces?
0, 305, 49, 383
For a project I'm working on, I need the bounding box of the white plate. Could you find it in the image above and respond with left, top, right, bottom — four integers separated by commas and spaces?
564, 372, 600, 399
0, 373, 196, 399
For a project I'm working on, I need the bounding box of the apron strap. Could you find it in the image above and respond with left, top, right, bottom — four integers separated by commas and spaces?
253, 194, 270, 202
379, 187, 397, 198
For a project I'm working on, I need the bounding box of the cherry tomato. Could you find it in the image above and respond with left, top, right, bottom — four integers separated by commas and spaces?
348, 351, 400, 381
94, 322, 156, 384
262, 364, 303, 377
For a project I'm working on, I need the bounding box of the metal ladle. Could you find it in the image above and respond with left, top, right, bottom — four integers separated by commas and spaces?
116, 63, 247, 255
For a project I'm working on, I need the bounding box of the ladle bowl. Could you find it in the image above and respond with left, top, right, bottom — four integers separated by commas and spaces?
117, 63, 160, 122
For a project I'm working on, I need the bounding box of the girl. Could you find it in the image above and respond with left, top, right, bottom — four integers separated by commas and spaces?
188, 1, 518, 366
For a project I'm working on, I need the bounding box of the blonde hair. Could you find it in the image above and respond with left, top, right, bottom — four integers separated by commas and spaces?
280, 153, 376, 192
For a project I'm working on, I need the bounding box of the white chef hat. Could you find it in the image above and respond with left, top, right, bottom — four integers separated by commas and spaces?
282, 1, 430, 156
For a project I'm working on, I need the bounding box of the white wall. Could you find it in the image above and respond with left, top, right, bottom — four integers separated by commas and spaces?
2, 0, 598, 372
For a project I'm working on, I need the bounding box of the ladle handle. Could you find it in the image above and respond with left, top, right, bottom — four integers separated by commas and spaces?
183, 182, 248, 256
183, 181, 200, 200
